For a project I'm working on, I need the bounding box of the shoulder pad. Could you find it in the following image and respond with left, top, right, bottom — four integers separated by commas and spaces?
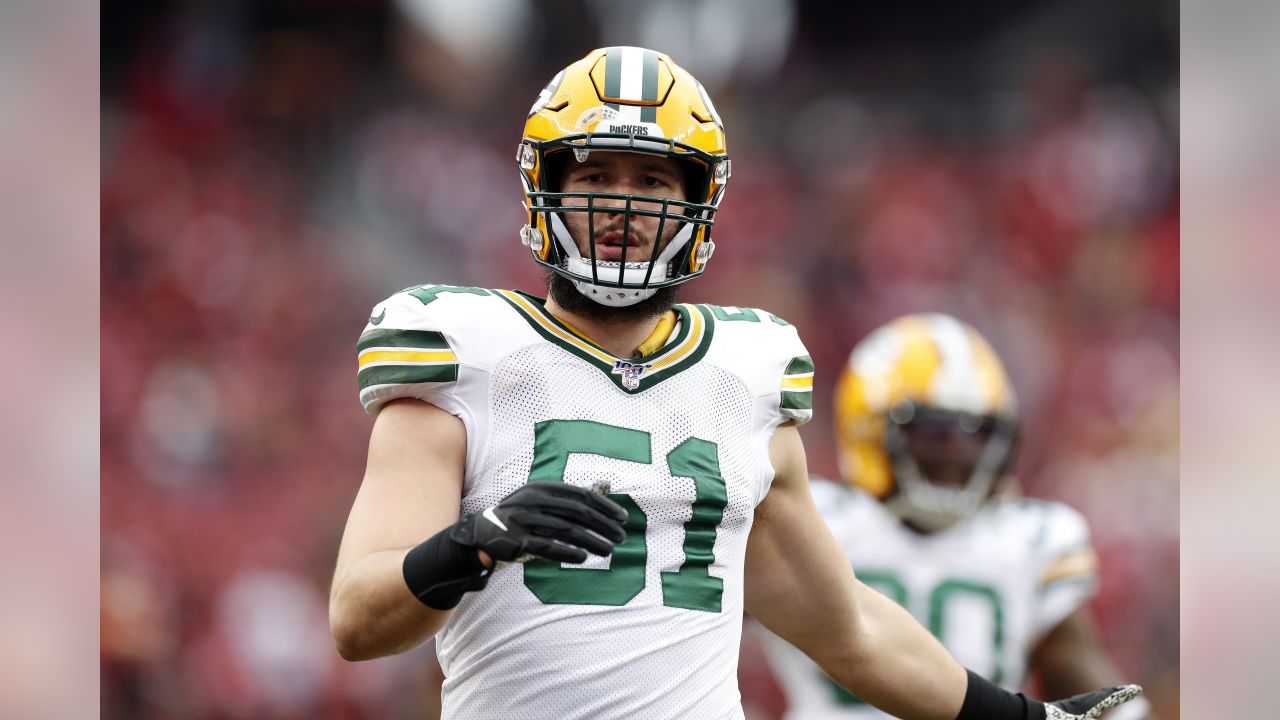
1034, 502, 1097, 589
355, 285, 497, 414
699, 305, 813, 425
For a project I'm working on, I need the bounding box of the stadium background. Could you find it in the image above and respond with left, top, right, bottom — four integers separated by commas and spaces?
101, 1, 1179, 718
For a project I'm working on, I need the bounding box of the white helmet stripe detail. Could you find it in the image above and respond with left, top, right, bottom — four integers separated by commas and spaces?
618, 46, 645, 101
696, 81, 724, 128
849, 324, 904, 411
528, 69, 564, 116
925, 313, 986, 414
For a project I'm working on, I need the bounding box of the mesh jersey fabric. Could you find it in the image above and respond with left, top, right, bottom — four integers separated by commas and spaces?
355, 286, 812, 720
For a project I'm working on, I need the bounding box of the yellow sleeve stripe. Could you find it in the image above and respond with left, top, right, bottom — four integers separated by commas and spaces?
1040, 549, 1098, 586
358, 349, 457, 369
781, 374, 814, 390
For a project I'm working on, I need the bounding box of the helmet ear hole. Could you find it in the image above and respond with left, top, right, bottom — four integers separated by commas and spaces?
679, 159, 707, 206
542, 150, 571, 196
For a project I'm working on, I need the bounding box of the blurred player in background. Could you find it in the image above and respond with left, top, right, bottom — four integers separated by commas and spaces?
762, 314, 1152, 720
328, 47, 1140, 720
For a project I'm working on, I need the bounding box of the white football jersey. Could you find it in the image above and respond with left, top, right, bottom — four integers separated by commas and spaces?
762, 479, 1098, 720
356, 284, 814, 720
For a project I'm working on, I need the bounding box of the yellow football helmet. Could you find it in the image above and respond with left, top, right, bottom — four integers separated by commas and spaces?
518, 46, 730, 307
834, 314, 1020, 531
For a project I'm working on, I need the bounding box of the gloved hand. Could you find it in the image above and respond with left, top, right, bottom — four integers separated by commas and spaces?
403, 482, 629, 610
451, 482, 628, 565
1038, 685, 1145, 719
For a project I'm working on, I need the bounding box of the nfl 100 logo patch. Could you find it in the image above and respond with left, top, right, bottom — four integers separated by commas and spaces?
611, 359, 653, 390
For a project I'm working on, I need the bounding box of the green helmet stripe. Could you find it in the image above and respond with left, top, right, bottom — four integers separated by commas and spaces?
605, 47, 622, 111
641, 50, 659, 122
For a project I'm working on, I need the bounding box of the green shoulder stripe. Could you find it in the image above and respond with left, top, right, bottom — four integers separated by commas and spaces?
358, 329, 451, 353
784, 355, 814, 376
781, 390, 814, 411
358, 363, 457, 390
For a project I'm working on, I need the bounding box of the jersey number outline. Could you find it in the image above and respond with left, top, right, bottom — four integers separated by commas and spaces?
827, 571, 1005, 705
522, 419, 728, 613
407, 284, 491, 305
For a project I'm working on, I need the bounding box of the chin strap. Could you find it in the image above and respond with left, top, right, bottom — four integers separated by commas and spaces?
545, 213, 695, 307
568, 271, 661, 307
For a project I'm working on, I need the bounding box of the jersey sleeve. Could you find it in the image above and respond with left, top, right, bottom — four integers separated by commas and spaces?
1030, 503, 1100, 639
775, 321, 814, 426
355, 289, 464, 416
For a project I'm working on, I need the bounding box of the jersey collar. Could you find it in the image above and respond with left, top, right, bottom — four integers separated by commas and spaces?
496, 290, 715, 394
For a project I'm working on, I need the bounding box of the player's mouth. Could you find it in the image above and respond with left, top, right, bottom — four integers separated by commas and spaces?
593, 230, 646, 261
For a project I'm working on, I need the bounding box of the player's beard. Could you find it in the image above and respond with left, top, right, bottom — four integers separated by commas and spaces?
545, 271, 680, 324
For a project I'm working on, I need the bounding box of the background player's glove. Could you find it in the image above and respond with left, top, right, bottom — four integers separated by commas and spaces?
450, 483, 629, 564
1038, 685, 1145, 719
403, 483, 629, 610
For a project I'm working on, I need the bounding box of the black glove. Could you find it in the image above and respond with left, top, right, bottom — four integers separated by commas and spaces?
957, 670, 1143, 720
404, 483, 629, 610
1038, 685, 1144, 719
451, 482, 629, 564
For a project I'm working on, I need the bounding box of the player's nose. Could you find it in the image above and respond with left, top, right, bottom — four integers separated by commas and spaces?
602, 175, 655, 199
590, 191, 629, 215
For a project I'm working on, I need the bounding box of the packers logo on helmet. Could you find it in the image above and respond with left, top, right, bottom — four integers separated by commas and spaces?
835, 314, 1020, 531
517, 47, 731, 307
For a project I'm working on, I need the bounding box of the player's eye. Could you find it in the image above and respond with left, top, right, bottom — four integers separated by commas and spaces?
568, 171, 604, 187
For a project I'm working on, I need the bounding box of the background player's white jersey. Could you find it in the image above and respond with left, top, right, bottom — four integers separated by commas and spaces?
762, 478, 1098, 720
356, 284, 814, 720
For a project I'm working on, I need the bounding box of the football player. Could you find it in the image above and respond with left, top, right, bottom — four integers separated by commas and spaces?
762, 313, 1151, 720
328, 47, 1141, 720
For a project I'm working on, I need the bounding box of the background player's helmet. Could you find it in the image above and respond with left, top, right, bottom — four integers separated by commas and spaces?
834, 314, 1020, 531
518, 47, 730, 307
